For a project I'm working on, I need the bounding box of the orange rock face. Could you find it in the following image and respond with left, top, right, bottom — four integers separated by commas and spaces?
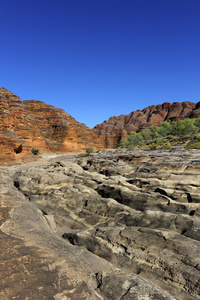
0, 87, 104, 164
94, 101, 200, 147
1, 87, 200, 164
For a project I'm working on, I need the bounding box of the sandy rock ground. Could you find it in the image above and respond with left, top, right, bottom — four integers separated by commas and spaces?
0, 148, 200, 299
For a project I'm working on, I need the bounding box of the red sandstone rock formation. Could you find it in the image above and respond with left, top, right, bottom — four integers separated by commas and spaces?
0, 87, 104, 164
1, 87, 200, 164
94, 101, 200, 147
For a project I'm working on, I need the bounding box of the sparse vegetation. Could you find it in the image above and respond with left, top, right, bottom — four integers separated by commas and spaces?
80, 147, 94, 157
80, 153, 89, 157
32, 147, 39, 155
117, 139, 126, 148
119, 118, 200, 150
85, 147, 94, 155
186, 142, 200, 148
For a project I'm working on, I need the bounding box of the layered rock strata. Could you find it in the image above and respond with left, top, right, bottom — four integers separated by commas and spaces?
0, 148, 199, 299
0, 87, 104, 164
94, 101, 200, 147
1, 87, 200, 163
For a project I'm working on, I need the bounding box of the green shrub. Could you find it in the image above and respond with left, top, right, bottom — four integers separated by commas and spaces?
80, 153, 89, 157
155, 138, 165, 146
120, 118, 200, 149
85, 147, 94, 155
160, 143, 172, 149
149, 144, 157, 150
194, 117, 200, 131
117, 138, 126, 148
186, 142, 200, 149
32, 147, 39, 155
158, 121, 173, 137
126, 132, 144, 146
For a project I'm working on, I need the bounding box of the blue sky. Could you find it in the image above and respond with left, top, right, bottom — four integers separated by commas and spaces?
1, 0, 200, 128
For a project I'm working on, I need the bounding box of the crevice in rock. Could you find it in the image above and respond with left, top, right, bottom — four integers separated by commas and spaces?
50, 161, 65, 168
62, 233, 77, 245
126, 179, 137, 184
154, 187, 168, 196
186, 193, 193, 203
82, 166, 89, 170
95, 271, 103, 289
154, 188, 176, 201
87, 160, 93, 166
14, 180, 20, 188
182, 229, 200, 242
96, 185, 125, 206
181, 228, 187, 235
119, 283, 137, 300
189, 210, 195, 216
41, 209, 48, 216
119, 243, 128, 253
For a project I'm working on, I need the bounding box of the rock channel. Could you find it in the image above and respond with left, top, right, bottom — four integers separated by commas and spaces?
0, 148, 200, 299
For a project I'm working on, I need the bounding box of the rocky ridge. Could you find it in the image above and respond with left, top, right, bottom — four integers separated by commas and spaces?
0, 87, 104, 164
0, 148, 200, 299
1, 87, 200, 164
94, 101, 200, 147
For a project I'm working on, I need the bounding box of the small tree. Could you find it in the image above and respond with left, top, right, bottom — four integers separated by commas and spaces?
194, 117, 200, 132
158, 121, 173, 137
126, 132, 144, 147
117, 138, 126, 148
32, 147, 39, 155
141, 128, 152, 141
149, 125, 160, 139
85, 147, 94, 155
184, 118, 198, 135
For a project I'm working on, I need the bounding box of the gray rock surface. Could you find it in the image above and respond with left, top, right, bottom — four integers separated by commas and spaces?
0, 149, 200, 299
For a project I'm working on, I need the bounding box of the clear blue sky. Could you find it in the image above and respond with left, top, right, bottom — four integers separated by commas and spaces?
1, 0, 200, 128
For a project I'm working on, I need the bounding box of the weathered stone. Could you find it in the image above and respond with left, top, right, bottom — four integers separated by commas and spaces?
1, 87, 200, 299
0, 155, 181, 299
0, 87, 104, 164
94, 101, 200, 148
1, 87, 200, 162
0, 148, 198, 299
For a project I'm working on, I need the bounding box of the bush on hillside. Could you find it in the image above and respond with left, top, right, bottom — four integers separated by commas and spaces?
32, 147, 39, 155
85, 147, 94, 155
121, 117, 200, 149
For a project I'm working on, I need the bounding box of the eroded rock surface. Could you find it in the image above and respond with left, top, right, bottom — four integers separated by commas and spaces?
0, 87, 104, 164
1, 87, 200, 163
0, 148, 199, 299
94, 101, 200, 147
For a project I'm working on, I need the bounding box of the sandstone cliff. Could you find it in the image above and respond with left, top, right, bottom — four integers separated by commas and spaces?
94, 101, 200, 148
0, 87, 104, 164
1, 87, 200, 164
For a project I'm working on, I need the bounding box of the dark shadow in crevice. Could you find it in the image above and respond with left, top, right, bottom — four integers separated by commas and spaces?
189, 210, 195, 216
14, 180, 20, 189
186, 193, 193, 203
